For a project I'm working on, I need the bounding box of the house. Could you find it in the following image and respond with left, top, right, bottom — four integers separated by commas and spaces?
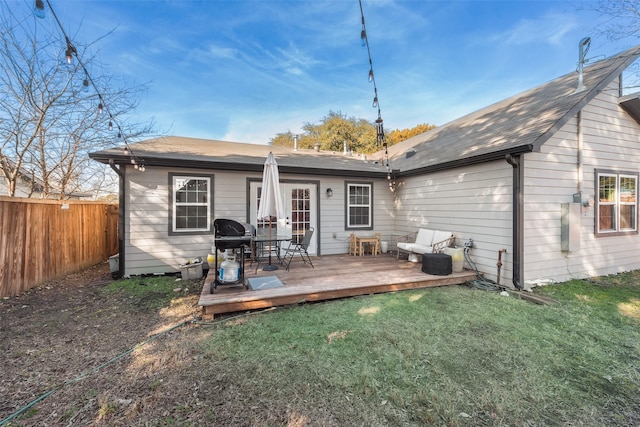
0, 156, 92, 199
89, 45, 640, 288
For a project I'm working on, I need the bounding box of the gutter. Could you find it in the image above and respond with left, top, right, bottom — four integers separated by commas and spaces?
396, 145, 534, 178
109, 160, 125, 279
96, 155, 388, 179
505, 154, 523, 290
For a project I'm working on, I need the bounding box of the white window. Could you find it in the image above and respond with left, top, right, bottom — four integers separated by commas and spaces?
170, 174, 213, 234
346, 182, 373, 229
596, 170, 638, 236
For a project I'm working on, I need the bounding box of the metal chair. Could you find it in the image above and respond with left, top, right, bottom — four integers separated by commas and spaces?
282, 227, 314, 271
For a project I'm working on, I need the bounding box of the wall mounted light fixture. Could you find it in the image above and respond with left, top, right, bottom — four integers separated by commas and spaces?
326, 188, 333, 197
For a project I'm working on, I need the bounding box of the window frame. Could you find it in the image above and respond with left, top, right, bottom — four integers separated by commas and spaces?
168, 173, 214, 236
345, 181, 373, 230
595, 169, 638, 237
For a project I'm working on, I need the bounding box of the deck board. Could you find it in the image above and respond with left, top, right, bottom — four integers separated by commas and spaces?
198, 254, 476, 317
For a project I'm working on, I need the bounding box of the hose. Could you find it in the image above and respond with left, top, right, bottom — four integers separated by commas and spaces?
0, 306, 278, 426
464, 248, 504, 292
0, 319, 190, 426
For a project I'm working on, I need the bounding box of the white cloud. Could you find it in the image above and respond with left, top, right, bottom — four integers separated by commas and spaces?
493, 13, 577, 47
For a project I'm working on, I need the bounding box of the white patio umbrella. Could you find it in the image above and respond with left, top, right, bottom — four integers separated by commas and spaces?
257, 152, 285, 270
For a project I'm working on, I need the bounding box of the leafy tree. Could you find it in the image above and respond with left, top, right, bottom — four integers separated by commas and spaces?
270, 111, 435, 154
388, 123, 437, 145
0, 3, 153, 199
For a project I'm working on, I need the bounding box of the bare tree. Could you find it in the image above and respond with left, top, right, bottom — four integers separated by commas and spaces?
0, 3, 153, 199
590, 0, 640, 41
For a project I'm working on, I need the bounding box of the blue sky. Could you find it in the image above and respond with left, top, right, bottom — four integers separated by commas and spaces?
20, 0, 637, 144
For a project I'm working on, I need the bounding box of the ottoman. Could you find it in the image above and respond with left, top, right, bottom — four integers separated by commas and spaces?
421, 253, 452, 275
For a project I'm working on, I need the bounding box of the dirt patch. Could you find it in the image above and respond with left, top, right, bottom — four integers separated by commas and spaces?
0, 263, 217, 426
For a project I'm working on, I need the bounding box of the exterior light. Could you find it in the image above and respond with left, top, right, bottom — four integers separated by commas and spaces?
326, 188, 333, 197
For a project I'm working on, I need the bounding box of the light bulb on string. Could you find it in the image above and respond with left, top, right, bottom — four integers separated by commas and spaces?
360, 0, 393, 188
34, 0, 45, 18
36, 0, 148, 173
123, 146, 129, 155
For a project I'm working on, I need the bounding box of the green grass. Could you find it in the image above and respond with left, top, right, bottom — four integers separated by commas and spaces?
99, 275, 194, 310
196, 274, 640, 426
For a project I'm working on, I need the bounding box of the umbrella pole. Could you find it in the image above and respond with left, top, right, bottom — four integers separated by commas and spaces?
263, 217, 278, 271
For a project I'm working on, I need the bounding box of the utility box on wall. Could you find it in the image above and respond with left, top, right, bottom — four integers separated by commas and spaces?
561, 203, 581, 252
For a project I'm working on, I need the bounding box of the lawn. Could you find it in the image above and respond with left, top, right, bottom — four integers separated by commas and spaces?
194, 275, 640, 426
1, 268, 639, 426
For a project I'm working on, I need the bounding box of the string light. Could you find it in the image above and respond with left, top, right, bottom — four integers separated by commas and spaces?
34, 0, 144, 171
359, 0, 394, 191
34, 0, 45, 19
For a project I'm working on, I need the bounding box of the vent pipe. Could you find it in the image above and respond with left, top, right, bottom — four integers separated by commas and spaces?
574, 37, 591, 93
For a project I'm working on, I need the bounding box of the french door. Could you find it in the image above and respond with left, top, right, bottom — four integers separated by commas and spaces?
249, 182, 317, 255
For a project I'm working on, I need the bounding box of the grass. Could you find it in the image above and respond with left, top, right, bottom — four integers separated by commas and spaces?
32, 270, 638, 425
193, 273, 640, 426
99, 275, 196, 310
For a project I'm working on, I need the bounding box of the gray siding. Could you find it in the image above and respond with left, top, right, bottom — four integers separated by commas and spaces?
394, 162, 514, 286
523, 78, 640, 284
123, 166, 394, 276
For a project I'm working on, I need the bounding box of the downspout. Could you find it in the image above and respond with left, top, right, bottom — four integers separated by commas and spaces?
505, 154, 523, 290
109, 160, 125, 279
577, 110, 583, 195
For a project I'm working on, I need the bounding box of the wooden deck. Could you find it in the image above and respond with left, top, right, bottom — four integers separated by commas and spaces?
198, 254, 476, 318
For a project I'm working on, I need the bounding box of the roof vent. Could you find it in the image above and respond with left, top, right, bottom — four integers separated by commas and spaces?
574, 37, 591, 93
405, 149, 416, 158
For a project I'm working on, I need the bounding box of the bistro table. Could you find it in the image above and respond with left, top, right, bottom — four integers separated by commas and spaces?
356, 236, 380, 256
252, 235, 292, 271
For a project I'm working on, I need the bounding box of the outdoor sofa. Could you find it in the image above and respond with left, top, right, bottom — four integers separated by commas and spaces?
396, 228, 455, 260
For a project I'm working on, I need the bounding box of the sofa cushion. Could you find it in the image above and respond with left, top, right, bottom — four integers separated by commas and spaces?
397, 242, 433, 254
415, 229, 435, 246
432, 230, 452, 245
396, 242, 413, 252
409, 244, 433, 255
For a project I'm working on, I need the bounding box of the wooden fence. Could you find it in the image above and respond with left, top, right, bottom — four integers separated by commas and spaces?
0, 197, 119, 297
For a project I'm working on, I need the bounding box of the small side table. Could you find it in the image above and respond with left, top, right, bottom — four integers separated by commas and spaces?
421, 253, 452, 275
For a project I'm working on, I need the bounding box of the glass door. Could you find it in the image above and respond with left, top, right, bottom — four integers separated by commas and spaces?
250, 182, 317, 255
